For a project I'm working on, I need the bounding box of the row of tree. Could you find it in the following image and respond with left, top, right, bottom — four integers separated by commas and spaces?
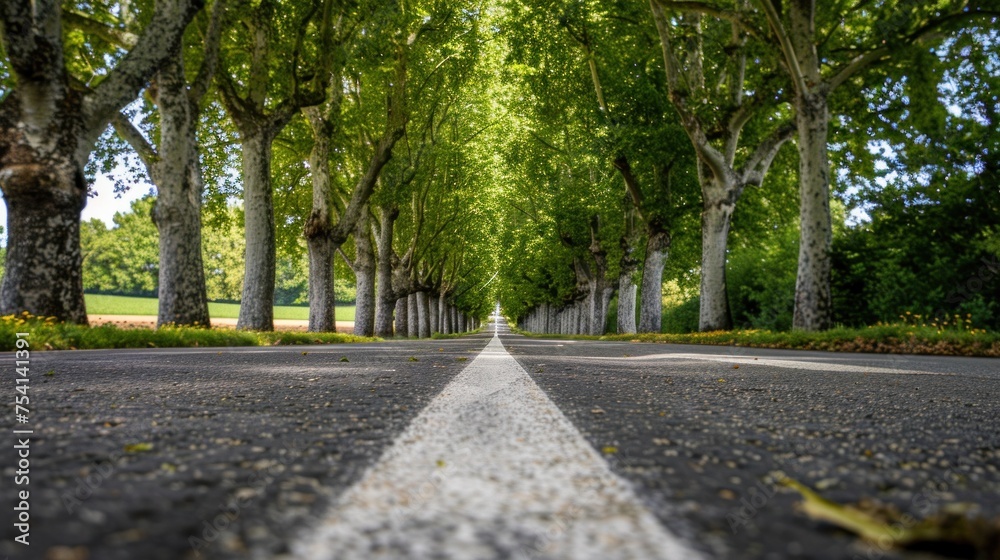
497, 0, 998, 335
0, 0, 497, 335
80, 197, 355, 304
1, 1, 996, 336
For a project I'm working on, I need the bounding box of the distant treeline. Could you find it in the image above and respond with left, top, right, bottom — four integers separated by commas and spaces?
80, 197, 357, 306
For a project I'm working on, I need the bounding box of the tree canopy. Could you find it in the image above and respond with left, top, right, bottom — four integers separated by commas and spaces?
1, 0, 996, 335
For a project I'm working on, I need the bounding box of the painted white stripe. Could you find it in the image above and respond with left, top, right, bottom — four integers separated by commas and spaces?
577, 352, 946, 375
293, 334, 702, 560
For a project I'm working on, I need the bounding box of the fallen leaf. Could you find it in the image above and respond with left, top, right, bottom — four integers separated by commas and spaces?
782, 477, 1000, 556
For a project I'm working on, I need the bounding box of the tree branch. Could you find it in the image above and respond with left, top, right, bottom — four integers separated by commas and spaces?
111, 112, 158, 176
739, 122, 794, 187
337, 247, 356, 273
757, 0, 808, 95
61, 11, 139, 48
215, 72, 249, 126
84, 0, 203, 135
612, 155, 646, 220
189, 0, 227, 103
328, 122, 406, 246
828, 9, 1000, 92
656, 0, 767, 39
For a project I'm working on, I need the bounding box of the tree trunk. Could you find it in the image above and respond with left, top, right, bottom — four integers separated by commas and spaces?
793, 92, 833, 331
429, 291, 439, 334
416, 291, 430, 338
236, 129, 276, 331
306, 232, 335, 332
0, 0, 199, 323
617, 205, 640, 334
353, 210, 376, 336
374, 206, 398, 337
439, 293, 450, 334
153, 60, 210, 328
699, 192, 735, 331
450, 305, 459, 333
638, 229, 670, 333
407, 292, 419, 337
598, 287, 614, 335
617, 279, 637, 335
304, 108, 336, 333
0, 158, 88, 324
394, 297, 409, 337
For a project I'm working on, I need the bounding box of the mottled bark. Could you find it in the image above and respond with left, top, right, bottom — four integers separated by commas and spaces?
617, 279, 637, 334
416, 291, 431, 338
150, 0, 225, 328
304, 107, 336, 332
152, 61, 210, 327
587, 216, 613, 335
236, 130, 276, 331
699, 191, 735, 331
793, 92, 833, 330
611, 154, 648, 335
374, 206, 399, 337
617, 227, 639, 334
394, 297, 409, 337
428, 291, 439, 334
439, 293, 450, 334
650, 0, 792, 334
639, 229, 670, 333
353, 210, 376, 337
0, 152, 88, 323
407, 292, 419, 337
0, 0, 201, 323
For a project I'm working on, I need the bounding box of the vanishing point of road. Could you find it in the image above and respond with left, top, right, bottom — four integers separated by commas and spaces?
2, 318, 998, 559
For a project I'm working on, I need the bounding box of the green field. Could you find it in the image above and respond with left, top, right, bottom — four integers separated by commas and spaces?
85, 294, 357, 322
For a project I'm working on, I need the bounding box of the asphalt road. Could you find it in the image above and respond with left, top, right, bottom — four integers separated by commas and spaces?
2, 320, 998, 560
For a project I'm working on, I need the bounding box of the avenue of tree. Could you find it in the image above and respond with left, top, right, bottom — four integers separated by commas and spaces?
0, 0, 997, 337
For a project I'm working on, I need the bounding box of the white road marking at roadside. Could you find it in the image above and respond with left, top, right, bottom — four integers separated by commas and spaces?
580, 353, 948, 375
292, 334, 701, 560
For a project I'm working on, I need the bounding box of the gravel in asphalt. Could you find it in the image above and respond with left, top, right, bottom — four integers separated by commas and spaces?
293, 333, 700, 560
1, 338, 488, 560
2, 324, 998, 560
506, 335, 1000, 560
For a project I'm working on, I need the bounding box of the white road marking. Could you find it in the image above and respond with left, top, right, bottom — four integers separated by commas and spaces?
581, 353, 948, 375
292, 334, 701, 560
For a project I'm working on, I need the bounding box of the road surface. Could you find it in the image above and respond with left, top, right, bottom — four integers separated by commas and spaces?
2, 319, 998, 559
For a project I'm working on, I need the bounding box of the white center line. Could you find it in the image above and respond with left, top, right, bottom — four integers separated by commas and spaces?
588, 353, 948, 375
292, 334, 702, 559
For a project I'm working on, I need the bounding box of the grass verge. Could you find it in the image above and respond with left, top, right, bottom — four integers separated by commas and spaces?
0, 313, 374, 351
511, 324, 1000, 357
84, 294, 357, 322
